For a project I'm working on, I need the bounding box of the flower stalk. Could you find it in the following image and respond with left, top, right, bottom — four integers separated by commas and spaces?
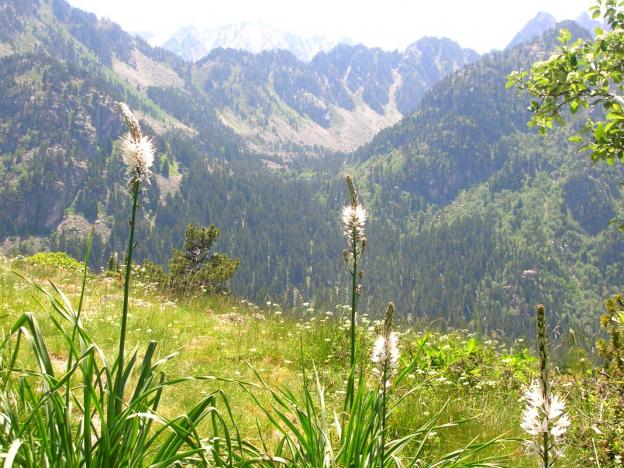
113, 103, 154, 415
371, 302, 400, 465
521, 304, 570, 467
342, 175, 367, 409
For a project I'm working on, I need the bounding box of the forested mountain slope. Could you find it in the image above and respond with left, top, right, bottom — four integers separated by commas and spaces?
0, 0, 479, 160
0, 0, 242, 253
344, 22, 624, 340
1, 0, 623, 343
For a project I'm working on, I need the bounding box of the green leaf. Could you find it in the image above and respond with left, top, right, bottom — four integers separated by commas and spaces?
559, 28, 572, 44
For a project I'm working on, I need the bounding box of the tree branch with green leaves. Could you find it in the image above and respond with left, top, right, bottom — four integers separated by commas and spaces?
508, 0, 624, 165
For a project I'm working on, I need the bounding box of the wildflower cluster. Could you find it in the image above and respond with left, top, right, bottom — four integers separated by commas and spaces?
342, 204, 367, 254
521, 381, 570, 456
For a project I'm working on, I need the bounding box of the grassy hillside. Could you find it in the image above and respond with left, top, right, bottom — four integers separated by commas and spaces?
1, 253, 622, 465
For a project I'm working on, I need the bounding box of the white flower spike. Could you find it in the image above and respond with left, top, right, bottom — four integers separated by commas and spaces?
521, 305, 570, 466
371, 303, 400, 388
342, 205, 367, 245
118, 102, 154, 185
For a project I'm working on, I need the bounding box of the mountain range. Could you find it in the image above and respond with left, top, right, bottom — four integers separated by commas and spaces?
1, 0, 622, 343
159, 23, 340, 62
194, 38, 479, 155
153, 12, 602, 64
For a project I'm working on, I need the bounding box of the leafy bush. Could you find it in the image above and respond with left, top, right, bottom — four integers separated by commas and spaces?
106, 224, 239, 297
597, 293, 624, 377
26, 251, 84, 272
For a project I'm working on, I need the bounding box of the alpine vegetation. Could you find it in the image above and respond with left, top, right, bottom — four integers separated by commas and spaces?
521, 305, 571, 467
232, 176, 510, 467
114, 102, 155, 416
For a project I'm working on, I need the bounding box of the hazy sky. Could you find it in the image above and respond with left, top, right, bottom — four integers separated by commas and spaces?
67, 0, 593, 53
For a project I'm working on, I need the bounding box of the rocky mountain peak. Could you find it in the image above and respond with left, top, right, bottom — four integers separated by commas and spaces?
506, 11, 557, 49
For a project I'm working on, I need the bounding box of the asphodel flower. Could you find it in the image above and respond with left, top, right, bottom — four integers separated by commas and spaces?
371, 333, 400, 382
118, 102, 154, 185
342, 204, 367, 249
371, 303, 400, 387
341, 174, 367, 262
521, 305, 570, 465
521, 380, 570, 458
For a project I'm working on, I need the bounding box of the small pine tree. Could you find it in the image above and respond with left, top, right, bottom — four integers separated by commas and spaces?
161, 158, 170, 178
108, 251, 118, 272
168, 224, 239, 295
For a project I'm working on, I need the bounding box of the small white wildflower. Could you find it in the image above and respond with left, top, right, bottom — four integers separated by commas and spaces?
371, 333, 400, 373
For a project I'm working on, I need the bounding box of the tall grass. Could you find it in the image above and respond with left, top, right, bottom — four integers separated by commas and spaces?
0, 277, 257, 466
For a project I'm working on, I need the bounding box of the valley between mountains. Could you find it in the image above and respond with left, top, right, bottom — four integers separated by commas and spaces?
0, 0, 622, 343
